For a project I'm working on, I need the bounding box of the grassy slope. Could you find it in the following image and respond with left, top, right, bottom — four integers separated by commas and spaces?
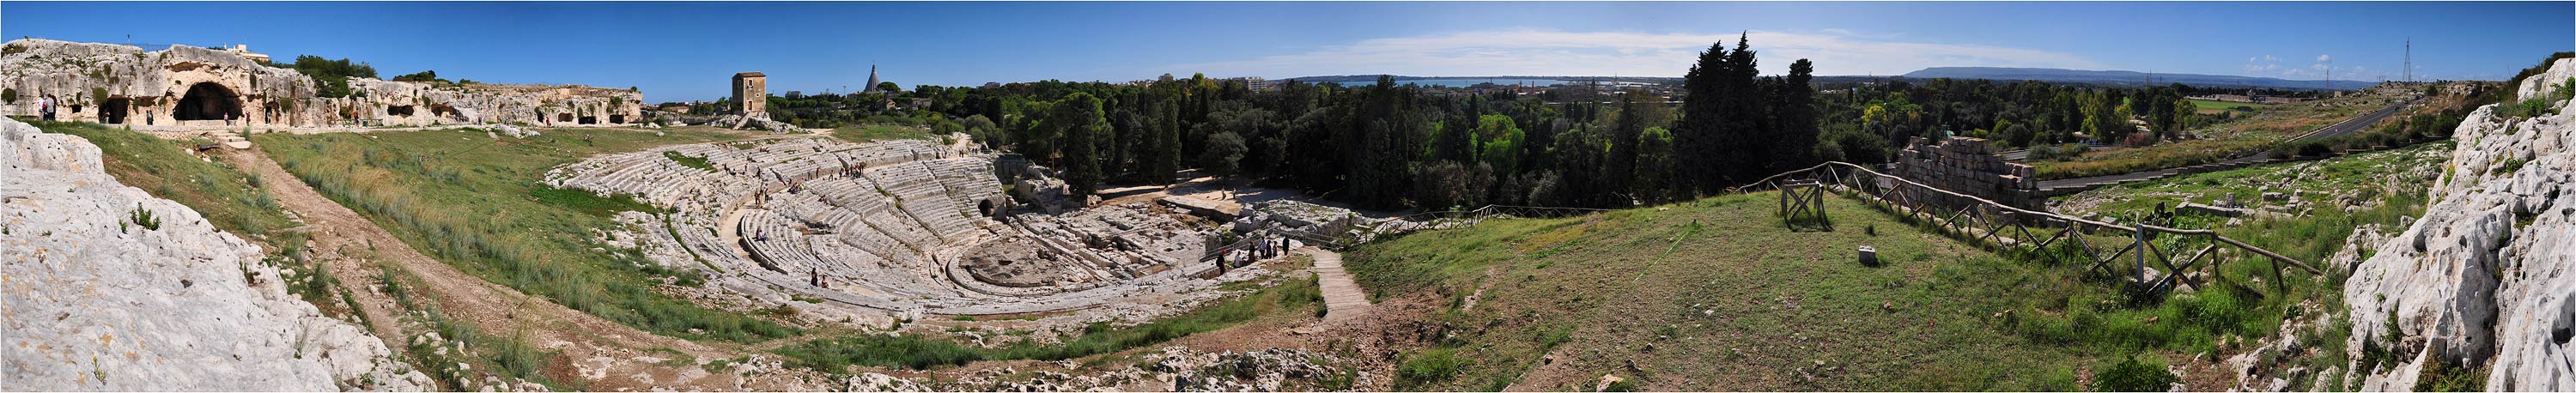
2054, 142, 2447, 390
2065, 141, 2450, 216
2034, 88, 2410, 180
1350, 192, 2122, 390
830, 124, 936, 144
28, 120, 295, 238
25, 120, 372, 322
254, 127, 796, 344
2190, 99, 2274, 114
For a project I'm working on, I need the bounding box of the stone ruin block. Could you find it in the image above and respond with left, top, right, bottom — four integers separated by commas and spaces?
1895, 136, 2042, 209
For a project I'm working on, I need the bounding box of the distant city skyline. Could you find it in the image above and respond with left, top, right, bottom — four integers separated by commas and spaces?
5, 2, 2567, 102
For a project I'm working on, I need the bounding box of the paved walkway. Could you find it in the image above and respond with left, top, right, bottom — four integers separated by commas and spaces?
1302, 247, 1374, 322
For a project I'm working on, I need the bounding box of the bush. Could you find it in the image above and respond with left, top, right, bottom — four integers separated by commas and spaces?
2489, 158, 2525, 176
2092, 355, 2178, 392
128, 204, 161, 231
2414, 358, 2487, 391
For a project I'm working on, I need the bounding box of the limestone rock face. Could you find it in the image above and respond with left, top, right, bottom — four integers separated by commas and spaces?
0, 117, 428, 390
0, 39, 641, 128
2514, 57, 2576, 103
2344, 59, 2576, 391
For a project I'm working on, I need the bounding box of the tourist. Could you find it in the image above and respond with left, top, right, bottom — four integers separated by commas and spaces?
38, 94, 53, 121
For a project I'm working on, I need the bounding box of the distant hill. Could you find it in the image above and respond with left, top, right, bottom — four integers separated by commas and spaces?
1284, 75, 1680, 86
1898, 67, 2378, 90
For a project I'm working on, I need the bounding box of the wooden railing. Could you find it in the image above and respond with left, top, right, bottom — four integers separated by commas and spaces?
1735, 161, 2320, 295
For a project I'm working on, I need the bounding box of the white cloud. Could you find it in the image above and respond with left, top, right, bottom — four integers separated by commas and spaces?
1162, 28, 2105, 78
2266, 55, 2281, 62
2316, 54, 2332, 63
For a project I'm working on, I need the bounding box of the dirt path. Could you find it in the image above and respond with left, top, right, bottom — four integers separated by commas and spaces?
1301, 247, 1375, 323
219, 147, 811, 390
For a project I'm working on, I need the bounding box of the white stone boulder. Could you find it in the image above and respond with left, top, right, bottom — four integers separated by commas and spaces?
2343, 59, 2576, 391
0, 117, 429, 390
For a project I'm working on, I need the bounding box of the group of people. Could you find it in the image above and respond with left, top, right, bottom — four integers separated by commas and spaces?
1223, 235, 1298, 269
34, 94, 57, 121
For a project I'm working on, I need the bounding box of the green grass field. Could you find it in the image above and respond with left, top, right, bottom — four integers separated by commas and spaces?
2063, 141, 2450, 215
2034, 88, 2419, 180
255, 127, 799, 344
27, 120, 295, 239
2050, 142, 2451, 390
1343, 190, 2345, 390
831, 124, 937, 143
2190, 99, 2273, 114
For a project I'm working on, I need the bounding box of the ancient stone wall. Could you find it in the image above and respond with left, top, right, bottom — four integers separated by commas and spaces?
0, 39, 641, 128
1893, 136, 2039, 209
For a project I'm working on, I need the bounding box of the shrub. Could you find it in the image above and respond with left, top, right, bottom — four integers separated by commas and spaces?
128, 204, 161, 231
2489, 157, 2525, 176
2414, 358, 2487, 392
2, 88, 15, 104
2092, 355, 2178, 392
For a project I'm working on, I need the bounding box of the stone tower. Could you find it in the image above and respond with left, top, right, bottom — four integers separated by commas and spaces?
865, 65, 880, 93
732, 72, 767, 116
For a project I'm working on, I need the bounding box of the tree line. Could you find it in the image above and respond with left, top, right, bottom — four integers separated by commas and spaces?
850, 35, 1831, 211
810, 36, 2247, 211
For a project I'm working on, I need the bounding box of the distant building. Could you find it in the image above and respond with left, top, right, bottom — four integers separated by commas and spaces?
222, 45, 269, 63
1230, 76, 1273, 91
785, 90, 803, 99
732, 72, 768, 116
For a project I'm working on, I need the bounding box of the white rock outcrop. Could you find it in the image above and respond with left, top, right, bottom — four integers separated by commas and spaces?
2514, 57, 2576, 103
0, 39, 641, 128
0, 117, 428, 390
2344, 60, 2576, 391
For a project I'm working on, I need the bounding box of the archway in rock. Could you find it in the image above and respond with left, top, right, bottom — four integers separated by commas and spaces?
609, 114, 626, 124
100, 98, 131, 124
387, 105, 415, 117
174, 82, 244, 121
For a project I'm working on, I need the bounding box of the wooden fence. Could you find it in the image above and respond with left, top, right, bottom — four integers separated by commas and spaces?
1735, 161, 2321, 295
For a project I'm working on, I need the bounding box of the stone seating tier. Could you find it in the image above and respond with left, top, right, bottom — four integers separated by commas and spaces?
740, 209, 826, 273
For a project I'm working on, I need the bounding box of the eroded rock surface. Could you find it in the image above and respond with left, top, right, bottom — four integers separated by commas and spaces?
0, 39, 641, 128
0, 118, 428, 390
2343, 61, 2576, 391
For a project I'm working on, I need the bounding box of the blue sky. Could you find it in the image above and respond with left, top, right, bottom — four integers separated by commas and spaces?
6, 2, 2567, 102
